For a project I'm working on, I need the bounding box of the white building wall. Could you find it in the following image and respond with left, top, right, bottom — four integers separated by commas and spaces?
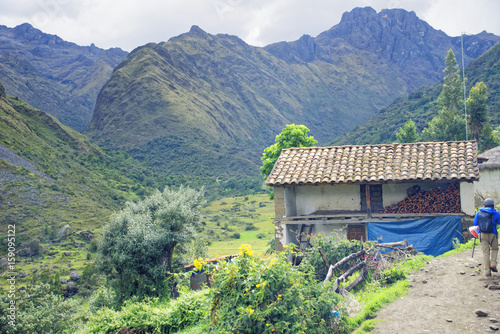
293, 185, 361, 216
474, 169, 500, 206
460, 182, 475, 216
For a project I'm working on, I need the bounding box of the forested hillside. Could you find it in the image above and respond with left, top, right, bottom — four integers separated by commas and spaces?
0, 81, 157, 242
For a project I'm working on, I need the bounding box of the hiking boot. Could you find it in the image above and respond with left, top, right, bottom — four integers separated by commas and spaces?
491, 266, 498, 273
486, 272, 492, 277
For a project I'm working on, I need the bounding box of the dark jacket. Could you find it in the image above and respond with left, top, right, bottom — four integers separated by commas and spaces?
473, 206, 500, 235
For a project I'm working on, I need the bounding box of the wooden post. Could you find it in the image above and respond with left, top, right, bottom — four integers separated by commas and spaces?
365, 184, 372, 217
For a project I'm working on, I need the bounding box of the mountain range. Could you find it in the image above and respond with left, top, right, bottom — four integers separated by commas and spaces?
0, 23, 127, 132
85, 7, 499, 180
1, 7, 500, 186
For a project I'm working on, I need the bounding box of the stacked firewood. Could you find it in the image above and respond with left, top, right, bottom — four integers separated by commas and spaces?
378, 183, 461, 214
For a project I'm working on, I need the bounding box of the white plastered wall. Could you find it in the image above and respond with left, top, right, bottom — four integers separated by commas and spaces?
460, 181, 475, 215
292, 185, 361, 216
474, 169, 500, 206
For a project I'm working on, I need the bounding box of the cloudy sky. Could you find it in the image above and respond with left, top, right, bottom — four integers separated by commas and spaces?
0, 0, 499, 51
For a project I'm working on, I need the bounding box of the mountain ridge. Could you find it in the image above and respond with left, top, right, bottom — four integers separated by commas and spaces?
0, 23, 128, 132
331, 40, 500, 146
86, 7, 499, 182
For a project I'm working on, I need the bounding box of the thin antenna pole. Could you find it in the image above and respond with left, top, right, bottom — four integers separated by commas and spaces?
461, 32, 468, 140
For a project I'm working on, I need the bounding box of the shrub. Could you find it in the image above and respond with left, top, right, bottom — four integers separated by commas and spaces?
0, 284, 80, 334
301, 234, 366, 282
80, 289, 210, 333
209, 244, 348, 333
96, 185, 205, 303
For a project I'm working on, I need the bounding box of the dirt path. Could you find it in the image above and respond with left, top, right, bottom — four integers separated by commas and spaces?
371, 245, 500, 333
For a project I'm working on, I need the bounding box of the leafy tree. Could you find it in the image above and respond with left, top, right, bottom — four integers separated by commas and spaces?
438, 49, 463, 114
478, 123, 500, 152
422, 108, 466, 142
467, 81, 489, 141
396, 119, 421, 143
423, 49, 466, 142
261, 124, 317, 179
97, 185, 205, 303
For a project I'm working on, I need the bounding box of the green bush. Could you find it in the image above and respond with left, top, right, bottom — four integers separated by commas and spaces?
209, 244, 348, 333
301, 234, 366, 282
0, 284, 80, 334
80, 289, 210, 333
380, 266, 407, 284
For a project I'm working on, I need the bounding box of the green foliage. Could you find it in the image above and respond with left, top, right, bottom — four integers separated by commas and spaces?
438, 49, 464, 114
96, 185, 205, 303
467, 81, 489, 141
209, 244, 347, 333
301, 234, 365, 282
0, 284, 80, 334
423, 50, 468, 142
80, 289, 210, 333
261, 124, 317, 179
422, 107, 466, 141
395, 119, 421, 143
479, 123, 500, 152
88, 285, 119, 312
380, 266, 407, 284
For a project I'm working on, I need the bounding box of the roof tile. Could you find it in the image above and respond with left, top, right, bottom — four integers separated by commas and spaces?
266, 141, 480, 186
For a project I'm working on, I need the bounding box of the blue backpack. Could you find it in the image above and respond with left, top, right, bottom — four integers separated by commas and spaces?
477, 211, 494, 233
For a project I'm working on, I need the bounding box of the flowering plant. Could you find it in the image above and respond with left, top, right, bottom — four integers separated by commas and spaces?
209, 244, 347, 333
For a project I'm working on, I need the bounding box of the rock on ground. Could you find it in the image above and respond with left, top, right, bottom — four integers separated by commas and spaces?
371, 248, 500, 334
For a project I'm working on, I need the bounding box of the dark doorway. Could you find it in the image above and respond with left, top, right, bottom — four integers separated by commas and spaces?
360, 184, 383, 213
348, 224, 366, 241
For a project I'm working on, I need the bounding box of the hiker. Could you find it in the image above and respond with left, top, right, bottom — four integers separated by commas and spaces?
473, 198, 499, 276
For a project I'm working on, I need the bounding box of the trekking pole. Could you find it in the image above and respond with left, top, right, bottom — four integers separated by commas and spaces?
472, 237, 476, 258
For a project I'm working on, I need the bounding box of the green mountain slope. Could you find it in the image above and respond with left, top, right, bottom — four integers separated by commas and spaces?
0, 82, 156, 243
332, 41, 500, 146
0, 23, 128, 132
86, 8, 499, 183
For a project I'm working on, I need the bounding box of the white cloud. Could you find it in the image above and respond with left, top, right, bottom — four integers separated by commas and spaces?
0, 0, 498, 51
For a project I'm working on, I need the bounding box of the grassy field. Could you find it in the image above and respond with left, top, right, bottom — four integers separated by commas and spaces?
0, 193, 275, 291
201, 194, 275, 258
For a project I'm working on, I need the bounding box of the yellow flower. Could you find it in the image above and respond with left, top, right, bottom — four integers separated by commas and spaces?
193, 259, 202, 271
256, 284, 261, 288
266, 324, 270, 327
245, 307, 254, 314
239, 244, 254, 256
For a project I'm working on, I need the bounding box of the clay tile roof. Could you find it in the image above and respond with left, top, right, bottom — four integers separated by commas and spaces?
265, 141, 480, 186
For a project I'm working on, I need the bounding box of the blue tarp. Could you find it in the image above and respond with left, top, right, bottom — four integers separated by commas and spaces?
367, 215, 463, 257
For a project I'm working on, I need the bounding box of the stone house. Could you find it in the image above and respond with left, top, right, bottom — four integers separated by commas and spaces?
265, 141, 479, 256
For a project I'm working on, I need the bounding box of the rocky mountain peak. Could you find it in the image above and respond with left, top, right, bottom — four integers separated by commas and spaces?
188, 25, 208, 38
10, 22, 67, 46
338, 6, 377, 23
